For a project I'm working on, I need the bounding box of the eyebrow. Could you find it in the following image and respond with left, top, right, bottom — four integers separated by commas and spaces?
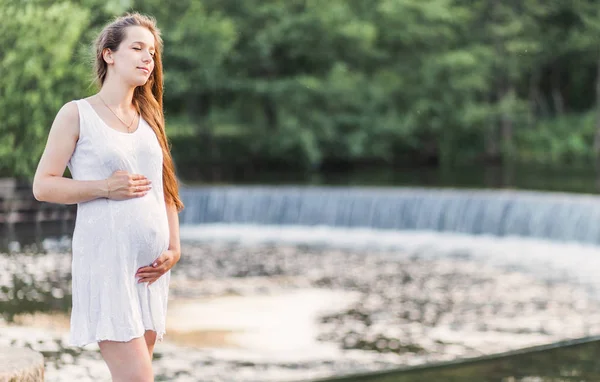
131, 41, 155, 50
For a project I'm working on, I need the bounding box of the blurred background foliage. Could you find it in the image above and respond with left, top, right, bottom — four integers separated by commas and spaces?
3, 0, 600, 180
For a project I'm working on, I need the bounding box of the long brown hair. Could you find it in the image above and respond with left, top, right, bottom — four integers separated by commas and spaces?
93, 12, 183, 211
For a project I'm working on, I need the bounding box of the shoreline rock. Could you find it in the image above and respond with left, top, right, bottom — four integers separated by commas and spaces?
0, 346, 44, 381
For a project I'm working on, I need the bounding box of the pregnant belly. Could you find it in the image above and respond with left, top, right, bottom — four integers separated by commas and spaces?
76, 196, 170, 265
118, 197, 170, 263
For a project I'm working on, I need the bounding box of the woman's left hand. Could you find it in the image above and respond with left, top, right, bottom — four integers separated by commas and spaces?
136, 249, 181, 286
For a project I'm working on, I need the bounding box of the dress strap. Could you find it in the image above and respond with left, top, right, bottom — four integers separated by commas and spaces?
72, 99, 92, 140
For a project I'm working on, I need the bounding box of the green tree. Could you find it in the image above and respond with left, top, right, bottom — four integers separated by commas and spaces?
0, 2, 90, 178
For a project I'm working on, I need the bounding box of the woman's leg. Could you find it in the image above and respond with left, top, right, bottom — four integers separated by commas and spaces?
144, 330, 157, 359
98, 336, 154, 382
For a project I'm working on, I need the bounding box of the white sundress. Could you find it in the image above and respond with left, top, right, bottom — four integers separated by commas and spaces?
67, 99, 171, 347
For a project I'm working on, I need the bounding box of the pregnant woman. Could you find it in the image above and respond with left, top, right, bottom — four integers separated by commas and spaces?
32, 13, 183, 381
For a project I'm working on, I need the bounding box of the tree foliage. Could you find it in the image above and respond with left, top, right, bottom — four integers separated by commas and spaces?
3, 0, 600, 179
0, 1, 89, 177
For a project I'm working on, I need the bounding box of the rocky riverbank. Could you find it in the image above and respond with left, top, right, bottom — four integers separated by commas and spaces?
2, 239, 600, 381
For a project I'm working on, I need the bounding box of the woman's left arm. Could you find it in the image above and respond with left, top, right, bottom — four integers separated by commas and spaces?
136, 202, 181, 285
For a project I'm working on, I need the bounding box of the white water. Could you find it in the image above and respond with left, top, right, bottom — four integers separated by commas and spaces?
180, 224, 600, 293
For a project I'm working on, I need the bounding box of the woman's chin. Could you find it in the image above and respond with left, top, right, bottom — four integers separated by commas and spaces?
130, 77, 149, 87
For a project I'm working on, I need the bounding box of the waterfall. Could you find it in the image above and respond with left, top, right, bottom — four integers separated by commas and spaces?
179, 186, 600, 245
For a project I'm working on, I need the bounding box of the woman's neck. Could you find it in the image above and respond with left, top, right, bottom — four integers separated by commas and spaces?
98, 80, 136, 111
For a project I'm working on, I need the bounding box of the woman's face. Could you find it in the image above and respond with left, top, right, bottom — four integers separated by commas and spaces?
105, 26, 156, 87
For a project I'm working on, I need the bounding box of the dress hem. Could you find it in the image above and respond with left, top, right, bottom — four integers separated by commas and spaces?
68, 328, 166, 348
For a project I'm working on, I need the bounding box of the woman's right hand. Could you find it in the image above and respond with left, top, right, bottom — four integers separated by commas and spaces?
106, 170, 152, 200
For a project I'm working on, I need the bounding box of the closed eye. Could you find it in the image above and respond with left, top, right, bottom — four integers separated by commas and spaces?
133, 47, 154, 57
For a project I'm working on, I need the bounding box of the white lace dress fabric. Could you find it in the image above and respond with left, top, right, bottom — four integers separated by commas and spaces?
67, 99, 170, 347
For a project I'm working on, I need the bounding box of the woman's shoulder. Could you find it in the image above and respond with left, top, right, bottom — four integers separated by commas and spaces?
50, 100, 81, 138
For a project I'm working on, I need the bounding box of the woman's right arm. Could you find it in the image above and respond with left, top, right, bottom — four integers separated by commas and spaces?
32, 102, 151, 204
33, 102, 109, 204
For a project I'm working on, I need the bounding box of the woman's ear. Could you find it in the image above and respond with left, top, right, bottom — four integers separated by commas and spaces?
102, 48, 114, 65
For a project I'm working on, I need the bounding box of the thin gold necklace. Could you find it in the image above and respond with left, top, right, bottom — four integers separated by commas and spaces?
97, 95, 137, 133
